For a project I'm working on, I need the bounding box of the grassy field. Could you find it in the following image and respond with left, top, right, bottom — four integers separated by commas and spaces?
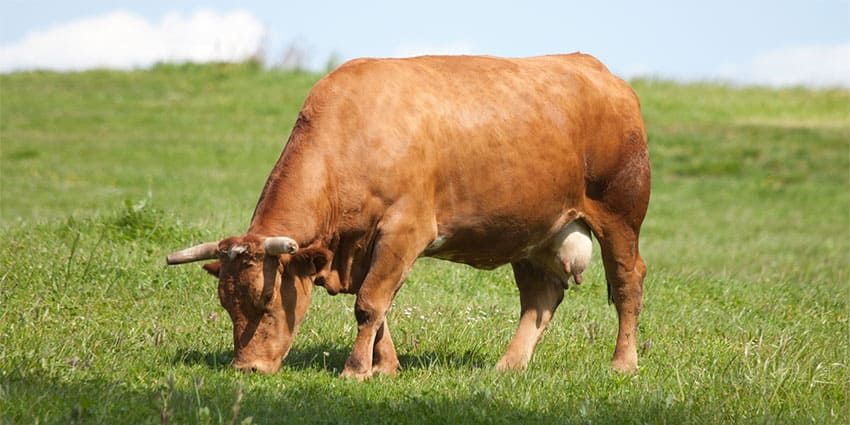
1, 62, 848, 424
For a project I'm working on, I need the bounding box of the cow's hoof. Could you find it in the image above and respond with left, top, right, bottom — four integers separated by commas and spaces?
495, 355, 528, 371
610, 358, 638, 374
372, 361, 400, 376
339, 368, 373, 381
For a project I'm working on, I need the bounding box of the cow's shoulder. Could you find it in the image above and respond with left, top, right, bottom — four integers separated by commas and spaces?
334, 57, 381, 73
298, 59, 381, 120
308, 58, 388, 101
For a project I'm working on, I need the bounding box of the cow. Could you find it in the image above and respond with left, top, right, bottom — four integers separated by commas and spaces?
166, 53, 650, 380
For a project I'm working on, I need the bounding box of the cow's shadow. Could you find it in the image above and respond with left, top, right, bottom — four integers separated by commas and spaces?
172, 349, 234, 370
174, 344, 489, 374
288, 343, 490, 373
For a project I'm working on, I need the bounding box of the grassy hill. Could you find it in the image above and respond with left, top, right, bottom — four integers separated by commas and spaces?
1, 63, 848, 424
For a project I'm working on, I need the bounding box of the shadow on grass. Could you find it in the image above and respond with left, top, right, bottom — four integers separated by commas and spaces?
175, 343, 489, 374
3, 371, 701, 425
172, 349, 234, 370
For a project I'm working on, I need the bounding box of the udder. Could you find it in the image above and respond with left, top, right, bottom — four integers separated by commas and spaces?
531, 220, 593, 285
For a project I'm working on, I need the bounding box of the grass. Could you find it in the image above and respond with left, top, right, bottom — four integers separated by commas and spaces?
1, 63, 848, 424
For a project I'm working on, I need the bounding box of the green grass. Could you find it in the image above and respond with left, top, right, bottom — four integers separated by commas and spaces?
1, 63, 848, 424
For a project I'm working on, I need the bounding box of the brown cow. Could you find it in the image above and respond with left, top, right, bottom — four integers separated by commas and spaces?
167, 53, 650, 380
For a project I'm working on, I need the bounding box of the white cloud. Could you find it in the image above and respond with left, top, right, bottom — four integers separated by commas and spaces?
0, 9, 267, 72
392, 41, 474, 58
718, 42, 850, 88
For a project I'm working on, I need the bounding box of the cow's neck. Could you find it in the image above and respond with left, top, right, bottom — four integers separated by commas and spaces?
247, 133, 335, 246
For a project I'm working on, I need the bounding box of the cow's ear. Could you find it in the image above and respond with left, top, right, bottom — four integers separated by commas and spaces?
202, 261, 221, 277
292, 247, 332, 276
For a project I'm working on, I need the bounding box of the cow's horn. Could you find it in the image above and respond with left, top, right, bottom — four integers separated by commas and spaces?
264, 237, 299, 255
166, 242, 219, 265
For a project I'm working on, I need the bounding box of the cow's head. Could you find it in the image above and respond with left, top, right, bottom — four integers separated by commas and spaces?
166, 235, 331, 373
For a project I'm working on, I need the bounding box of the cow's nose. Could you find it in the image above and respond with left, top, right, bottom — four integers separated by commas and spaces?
233, 360, 278, 374
232, 362, 257, 373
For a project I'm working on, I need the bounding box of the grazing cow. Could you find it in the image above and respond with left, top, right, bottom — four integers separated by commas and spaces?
167, 53, 650, 379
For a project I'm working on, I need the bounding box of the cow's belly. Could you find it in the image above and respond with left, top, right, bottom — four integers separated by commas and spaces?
422, 209, 590, 273
422, 235, 522, 269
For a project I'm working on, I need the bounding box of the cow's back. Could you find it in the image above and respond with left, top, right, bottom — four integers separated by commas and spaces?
301, 54, 646, 267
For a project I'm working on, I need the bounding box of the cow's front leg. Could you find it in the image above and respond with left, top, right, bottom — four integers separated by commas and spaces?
340, 220, 431, 380
371, 320, 400, 376
341, 256, 414, 380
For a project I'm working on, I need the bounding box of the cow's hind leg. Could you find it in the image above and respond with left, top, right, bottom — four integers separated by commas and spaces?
496, 260, 565, 371
584, 133, 650, 373
591, 217, 646, 373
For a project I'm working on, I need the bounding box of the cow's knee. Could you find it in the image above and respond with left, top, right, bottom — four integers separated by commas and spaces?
354, 296, 392, 334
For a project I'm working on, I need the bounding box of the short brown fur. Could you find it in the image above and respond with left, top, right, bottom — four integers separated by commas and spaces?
169, 53, 650, 378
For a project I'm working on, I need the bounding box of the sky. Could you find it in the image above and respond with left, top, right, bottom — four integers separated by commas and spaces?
1, 0, 848, 86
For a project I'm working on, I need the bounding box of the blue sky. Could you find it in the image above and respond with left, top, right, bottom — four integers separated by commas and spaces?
1, 0, 848, 85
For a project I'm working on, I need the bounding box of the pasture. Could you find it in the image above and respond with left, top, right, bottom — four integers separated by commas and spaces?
1, 62, 847, 424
